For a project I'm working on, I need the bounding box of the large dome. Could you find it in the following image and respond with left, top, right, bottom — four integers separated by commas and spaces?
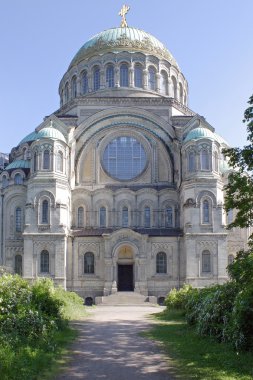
69, 27, 179, 69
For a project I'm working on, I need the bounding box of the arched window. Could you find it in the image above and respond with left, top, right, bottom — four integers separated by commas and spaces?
56, 151, 63, 172
106, 65, 114, 88
43, 150, 50, 170
144, 206, 151, 228
188, 151, 196, 172
14, 173, 23, 185
134, 64, 142, 88
100, 207, 106, 227
228, 254, 234, 265
64, 82, 69, 103
15, 255, 22, 276
77, 207, 84, 228
2, 175, 8, 188
93, 66, 100, 91
148, 67, 156, 90
214, 151, 219, 172
203, 200, 210, 223
172, 76, 177, 99
82, 70, 88, 94
120, 64, 129, 87
179, 83, 183, 103
15, 207, 22, 232
122, 206, 128, 227
34, 152, 37, 172
160, 71, 168, 95
40, 250, 49, 273
202, 250, 211, 273
42, 200, 49, 224
165, 207, 173, 227
201, 149, 210, 170
156, 252, 167, 274
71, 76, 77, 99
84, 252, 94, 274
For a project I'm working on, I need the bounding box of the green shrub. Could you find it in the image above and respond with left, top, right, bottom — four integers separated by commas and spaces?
230, 284, 253, 350
194, 283, 238, 342
31, 278, 63, 326
165, 284, 194, 311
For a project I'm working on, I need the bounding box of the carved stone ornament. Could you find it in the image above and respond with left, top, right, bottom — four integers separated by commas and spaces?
71, 36, 178, 68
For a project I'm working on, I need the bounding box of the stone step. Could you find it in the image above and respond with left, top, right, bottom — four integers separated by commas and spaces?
96, 292, 157, 306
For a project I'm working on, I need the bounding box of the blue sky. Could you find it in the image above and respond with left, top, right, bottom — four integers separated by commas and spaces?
0, 0, 252, 152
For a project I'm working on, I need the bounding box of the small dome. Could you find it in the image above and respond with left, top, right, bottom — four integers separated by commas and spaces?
69, 27, 179, 69
5, 160, 31, 170
19, 127, 66, 146
184, 127, 216, 143
37, 127, 66, 143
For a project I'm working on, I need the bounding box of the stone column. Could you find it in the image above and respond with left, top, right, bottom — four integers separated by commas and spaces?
100, 69, 105, 89
143, 68, 148, 89
115, 65, 120, 87
168, 78, 173, 97
129, 67, 134, 87
155, 73, 161, 92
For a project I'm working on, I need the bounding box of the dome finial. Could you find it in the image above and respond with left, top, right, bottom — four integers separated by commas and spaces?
119, 4, 130, 27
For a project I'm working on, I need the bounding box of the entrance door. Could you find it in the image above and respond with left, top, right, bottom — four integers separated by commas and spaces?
118, 264, 133, 291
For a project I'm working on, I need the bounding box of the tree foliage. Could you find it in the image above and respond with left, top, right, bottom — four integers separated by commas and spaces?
223, 95, 253, 232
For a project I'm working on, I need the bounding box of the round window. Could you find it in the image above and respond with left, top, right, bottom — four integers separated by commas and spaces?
102, 136, 147, 180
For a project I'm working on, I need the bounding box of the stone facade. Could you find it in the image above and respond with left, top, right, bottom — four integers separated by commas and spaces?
0, 25, 249, 303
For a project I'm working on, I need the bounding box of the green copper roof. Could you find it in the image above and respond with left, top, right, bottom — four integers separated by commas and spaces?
184, 127, 229, 145
69, 27, 178, 69
19, 131, 39, 144
5, 160, 31, 170
37, 127, 66, 143
19, 127, 66, 145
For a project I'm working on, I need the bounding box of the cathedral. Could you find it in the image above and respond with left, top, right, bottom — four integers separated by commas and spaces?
0, 9, 248, 303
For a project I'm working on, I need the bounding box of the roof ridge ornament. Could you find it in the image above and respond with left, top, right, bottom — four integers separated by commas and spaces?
119, 4, 130, 27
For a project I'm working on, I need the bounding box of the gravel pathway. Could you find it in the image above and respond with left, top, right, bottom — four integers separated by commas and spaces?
55, 305, 175, 380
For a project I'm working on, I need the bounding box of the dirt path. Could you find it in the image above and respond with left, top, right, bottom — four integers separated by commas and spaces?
55, 305, 175, 380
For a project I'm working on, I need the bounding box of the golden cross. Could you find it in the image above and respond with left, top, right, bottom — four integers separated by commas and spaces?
119, 4, 130, 27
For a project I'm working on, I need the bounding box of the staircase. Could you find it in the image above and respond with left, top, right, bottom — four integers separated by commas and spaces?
96, 292, 157, 306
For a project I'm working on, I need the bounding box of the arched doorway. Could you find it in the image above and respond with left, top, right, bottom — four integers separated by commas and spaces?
117, 245, 134, 291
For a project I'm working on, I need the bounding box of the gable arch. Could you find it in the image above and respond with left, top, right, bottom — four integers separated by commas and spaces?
33, 190, 56, 208
196, 190, 217, 207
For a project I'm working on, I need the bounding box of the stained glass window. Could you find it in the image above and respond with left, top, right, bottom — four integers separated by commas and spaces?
15, 255, 22, 275
134, 65, 142, 88
156, 252, 167, 274
120, 64, 128, 87
84, 252, 94, 274
100, 207, 106, 227
82, 71, 88, 94
102, 136, 146, 180
93, 67, 100, 91
42, 200, 49, 224
106, 65, 114, 87
203, 200, 209, 223
202, 251, 211, 272
15, 207, 22, 232
144, 206, 151, 227
148, 67, 156, 90
41, 250, 49, 273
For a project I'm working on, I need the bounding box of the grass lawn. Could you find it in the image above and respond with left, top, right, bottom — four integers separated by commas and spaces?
145, 309, 253, 380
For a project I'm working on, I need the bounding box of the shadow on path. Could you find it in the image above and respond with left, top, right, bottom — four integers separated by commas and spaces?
55, 306, 176, 380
